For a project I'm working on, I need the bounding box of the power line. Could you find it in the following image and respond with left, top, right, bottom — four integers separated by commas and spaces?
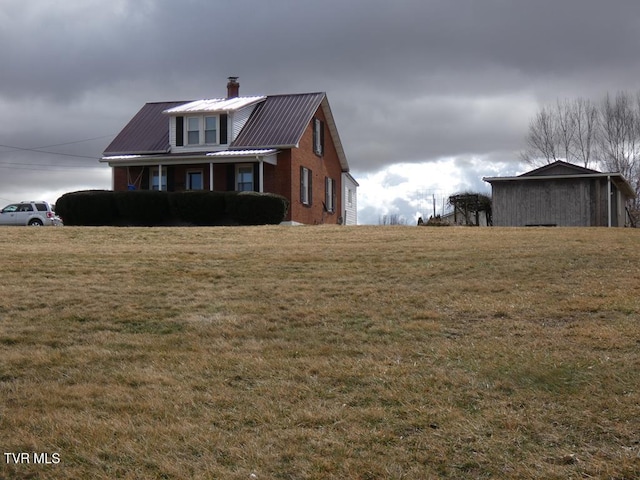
0, 162, 107, 172
0, 134, 115, 161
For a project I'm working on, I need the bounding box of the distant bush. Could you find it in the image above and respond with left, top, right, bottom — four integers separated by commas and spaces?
55, 190, 289, 226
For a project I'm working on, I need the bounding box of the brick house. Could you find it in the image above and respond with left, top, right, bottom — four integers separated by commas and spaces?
101, 78, 358, 225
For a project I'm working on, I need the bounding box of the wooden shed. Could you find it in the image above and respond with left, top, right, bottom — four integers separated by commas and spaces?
483, 161, 636, 227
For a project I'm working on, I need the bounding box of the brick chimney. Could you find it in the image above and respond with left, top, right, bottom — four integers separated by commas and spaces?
227, 77, 239, 98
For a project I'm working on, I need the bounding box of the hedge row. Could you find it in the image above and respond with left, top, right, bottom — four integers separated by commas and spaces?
55, 190, 289, 226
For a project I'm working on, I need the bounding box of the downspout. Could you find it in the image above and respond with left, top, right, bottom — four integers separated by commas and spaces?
607, 175, 612, 228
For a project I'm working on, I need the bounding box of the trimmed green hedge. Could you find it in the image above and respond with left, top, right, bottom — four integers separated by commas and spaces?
55, 190, 289, 226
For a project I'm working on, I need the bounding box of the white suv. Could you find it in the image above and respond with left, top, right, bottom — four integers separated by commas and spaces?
0, 201, 61, 226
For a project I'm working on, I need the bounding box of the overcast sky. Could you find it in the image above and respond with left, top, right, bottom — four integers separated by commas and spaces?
2, 0, 640, 224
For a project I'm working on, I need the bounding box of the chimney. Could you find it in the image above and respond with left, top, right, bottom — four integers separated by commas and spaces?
227, 77, 239, 98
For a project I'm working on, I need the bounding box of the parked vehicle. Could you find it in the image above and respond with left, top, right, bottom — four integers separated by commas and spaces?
0, 201, 61, 226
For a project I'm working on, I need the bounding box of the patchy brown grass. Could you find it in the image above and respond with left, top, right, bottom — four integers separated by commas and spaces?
0, 226, 639, 479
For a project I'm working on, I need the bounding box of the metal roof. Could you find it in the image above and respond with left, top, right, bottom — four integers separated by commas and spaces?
206, 149, 277, 157
103, 101, 189, 155
232, 92, 326, 148
102, 92, 351, 172
163, 96, 266, 114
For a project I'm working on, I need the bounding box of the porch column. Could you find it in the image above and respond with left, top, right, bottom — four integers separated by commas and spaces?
209, 163, 214, 191
258, 159, 264, 193
158, 163, 163, 191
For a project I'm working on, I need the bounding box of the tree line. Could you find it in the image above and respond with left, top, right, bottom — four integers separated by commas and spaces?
522, 91, 640, 206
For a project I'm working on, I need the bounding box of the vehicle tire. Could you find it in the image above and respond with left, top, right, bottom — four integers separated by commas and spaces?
28, 219, 43, 226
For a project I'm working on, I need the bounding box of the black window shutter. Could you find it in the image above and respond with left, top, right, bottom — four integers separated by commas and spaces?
325, 177, 329, 207
253, 163, 259, 192
220, 114, 228, 144
300, 166, 304, 203
226, 164, 235, 191
141, 167, 149, 190
167, 166, 175, 192
320, 120, 325, 156
332, 178, 336, 212
309, 169, 313, 206
313, 119, 317, 154
176, 116, 184, 146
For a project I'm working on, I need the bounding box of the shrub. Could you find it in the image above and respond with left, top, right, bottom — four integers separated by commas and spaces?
55, 190, 117, 226
168, 191, 227, 226
55, 190, 289, 226
225, 191, 289, 225
113, 191, 171, 226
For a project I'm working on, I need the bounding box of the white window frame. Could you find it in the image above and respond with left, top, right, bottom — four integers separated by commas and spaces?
325, 177, 335, 213
187, 117, 200, 145
186, 170, 204, 190
183, 115, 220, 146
236, 164, 254, 192
313, 118, 323, 156
204, 116, 218, 145
301, 167, 311, 205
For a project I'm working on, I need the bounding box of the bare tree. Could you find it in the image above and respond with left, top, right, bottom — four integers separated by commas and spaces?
379, 214, 407, 226
599, 92, 639, 179
556, 99, 576, 163
522, 99, 599, 168
522, 91, 640, 206
572, 98, 599, 168
521, 106, 559, 166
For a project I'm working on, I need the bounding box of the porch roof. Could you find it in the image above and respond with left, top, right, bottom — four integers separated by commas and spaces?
101, 149, 279, 166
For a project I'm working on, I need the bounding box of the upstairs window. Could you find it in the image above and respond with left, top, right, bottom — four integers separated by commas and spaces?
176, 114, 225, 146
313, 118, 324, 156
187, 117, 200, 145
205, 116, 217, 144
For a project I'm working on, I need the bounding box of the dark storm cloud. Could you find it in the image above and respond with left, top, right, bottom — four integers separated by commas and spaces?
2, 0, 640, 206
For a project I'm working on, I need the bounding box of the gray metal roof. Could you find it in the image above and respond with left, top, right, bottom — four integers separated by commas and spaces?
231, 92, 326, 148
102, 92, 351, 172
104, 101, 190, 155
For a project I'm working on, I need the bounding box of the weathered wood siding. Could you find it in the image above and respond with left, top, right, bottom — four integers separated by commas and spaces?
492, 179, 593, 226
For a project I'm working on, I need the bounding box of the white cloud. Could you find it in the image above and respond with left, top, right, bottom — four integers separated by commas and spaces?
354, 156, 523, 225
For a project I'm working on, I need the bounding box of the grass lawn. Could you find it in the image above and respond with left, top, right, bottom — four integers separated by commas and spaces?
0, 225, 639, 479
